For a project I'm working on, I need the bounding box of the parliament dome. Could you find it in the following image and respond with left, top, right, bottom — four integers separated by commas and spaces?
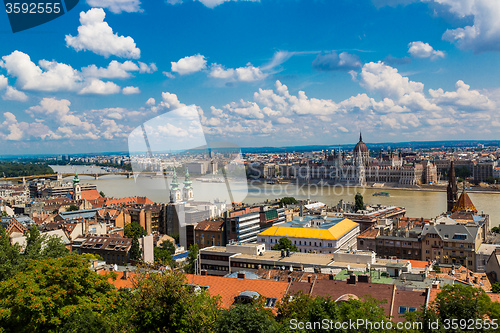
354, 133, 368, 153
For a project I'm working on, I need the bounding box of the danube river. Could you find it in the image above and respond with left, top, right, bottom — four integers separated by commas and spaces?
47, 165, 500, 228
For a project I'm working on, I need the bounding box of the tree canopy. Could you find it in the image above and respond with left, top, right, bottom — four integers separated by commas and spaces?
354, 192, 364, 212
0, 255, 118, 333
124, 222, 147, 239
271, 237, 299, 252
280, 197, 298, 207
185, 244, 199, 274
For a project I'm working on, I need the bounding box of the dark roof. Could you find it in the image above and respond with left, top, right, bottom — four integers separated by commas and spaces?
195, 220, 224, 232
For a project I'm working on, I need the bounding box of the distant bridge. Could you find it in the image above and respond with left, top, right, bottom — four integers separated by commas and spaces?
0, 171, 162, 182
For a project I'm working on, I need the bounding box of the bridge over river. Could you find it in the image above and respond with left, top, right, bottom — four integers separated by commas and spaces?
0, 171, 163, 182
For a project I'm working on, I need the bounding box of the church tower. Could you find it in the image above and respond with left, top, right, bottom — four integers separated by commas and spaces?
170, 169, 182, 203
446, 161, 458, 212
183, 168, 194, 201
73, 171, 81, 201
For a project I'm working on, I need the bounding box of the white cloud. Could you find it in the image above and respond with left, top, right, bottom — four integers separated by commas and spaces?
87, 0, 143, 13
0, 75, 7, 90
429, 80, 495, 110
3, 86, 28, 102
160, 92, 186, 110
1, 51, 82, 92
122, 86, 140, 94
138, 62, 157, 73
65, 8, 141, 59
408, 41, 445, 60
81, 60, 139, 78
171, 54, 207, 75
209, 63, 267, 82
79, 79, 121, 95
146, 97, 156, 106
360, 61, 424, 100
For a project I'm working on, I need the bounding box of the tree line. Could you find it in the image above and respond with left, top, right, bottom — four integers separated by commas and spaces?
2, 226, 500, 332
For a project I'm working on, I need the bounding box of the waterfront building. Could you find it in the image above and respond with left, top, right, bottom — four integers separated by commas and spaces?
296, 134, 437, 186
257, 216, 359, 253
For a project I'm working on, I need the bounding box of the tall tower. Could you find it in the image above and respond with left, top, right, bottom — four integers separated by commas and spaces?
73, 171, 81, 201
447, 161, 458, 213
170, 169, 182, 203
183, 168, 194, 201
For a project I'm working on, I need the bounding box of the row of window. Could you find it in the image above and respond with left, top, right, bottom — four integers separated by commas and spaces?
201, 264, 229, 271
262, 238, 333, 248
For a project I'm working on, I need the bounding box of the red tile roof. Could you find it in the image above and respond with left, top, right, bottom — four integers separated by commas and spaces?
185, 274, 289, 309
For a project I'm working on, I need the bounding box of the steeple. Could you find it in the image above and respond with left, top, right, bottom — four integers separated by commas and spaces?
73, 171, 80, 185
171, 169, 179, 189
183, 168, 192, 189
446, 161, 458, 213
359, 132, 363, 142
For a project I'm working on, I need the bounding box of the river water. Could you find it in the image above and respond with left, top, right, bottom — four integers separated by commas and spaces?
47, 165, 500, 227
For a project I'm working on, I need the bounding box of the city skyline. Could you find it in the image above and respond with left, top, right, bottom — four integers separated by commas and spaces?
1, 0, 500, 155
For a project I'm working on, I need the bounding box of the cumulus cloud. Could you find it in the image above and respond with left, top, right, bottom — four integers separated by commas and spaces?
1, 51, 82, 91
312, 51, 362, 71
122, 86, 140, 94
87, 0, 143, 13
209, 63, 267, 82
171, 54, 207, 75
408, 41, 445, 60
429, 80, 495, 110
82, 60, 139, 78
3, 86, 28, 102
79, 79, 121, 95
65, 8, 141, 59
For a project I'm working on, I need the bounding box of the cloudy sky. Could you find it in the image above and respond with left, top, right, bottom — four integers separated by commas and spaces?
1, 0, 500, 155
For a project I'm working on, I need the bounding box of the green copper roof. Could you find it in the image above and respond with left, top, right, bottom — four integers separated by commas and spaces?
73, 171, 80, 184
171, 169, 179, 189
183, 168, 192, 188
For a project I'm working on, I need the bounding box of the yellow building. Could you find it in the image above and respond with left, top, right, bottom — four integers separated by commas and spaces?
257, 216, 359, 253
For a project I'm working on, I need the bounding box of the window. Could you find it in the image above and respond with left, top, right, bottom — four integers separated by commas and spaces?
360, 240, 364, 246
398, 307, 407, 314
265, 298, 277, 308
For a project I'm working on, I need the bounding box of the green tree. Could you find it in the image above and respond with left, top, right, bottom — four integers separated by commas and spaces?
354, 192, 364, 212
1, 210, 8, 217
271, 237, 299, 252
124, 222, 147, 239
492, 282, 500, 294
215, 302, 279, 333
161, 240, 176, 254
0, 227, 25, 282
280, 197, 298, 207
154, 246, 173, 265
67, 204, 79, 212
0, 255, 118, 333
492, 226, 500, 234
419, 285, 493, 333
41, 235, 70, 259
125, 270, 221, 333
185, 243, 199, 274
99, 191, 106, 198
129, 238, 141, 261
24, 225, 44, 260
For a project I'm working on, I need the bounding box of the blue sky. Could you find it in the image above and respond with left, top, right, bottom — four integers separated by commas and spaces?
1, 0, 500, 155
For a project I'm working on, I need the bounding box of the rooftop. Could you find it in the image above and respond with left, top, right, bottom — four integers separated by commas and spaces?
258, 217, 358, 240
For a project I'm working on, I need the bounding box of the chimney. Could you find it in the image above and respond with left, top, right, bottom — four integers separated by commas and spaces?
288, 276, 292, 282
201, 270, 207, 276
307, 275, 312, 283
237, 272, 245, 279
286, 248, 290, 257
123, 268, 130, 280
281, 249, 285, 257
